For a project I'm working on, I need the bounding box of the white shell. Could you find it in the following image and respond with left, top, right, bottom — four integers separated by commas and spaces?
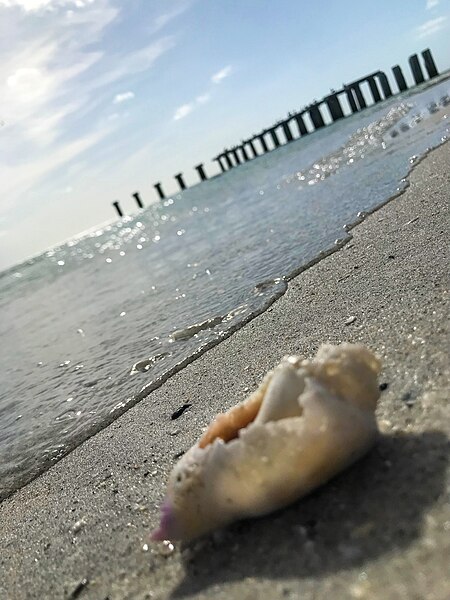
152, 343, 381, 541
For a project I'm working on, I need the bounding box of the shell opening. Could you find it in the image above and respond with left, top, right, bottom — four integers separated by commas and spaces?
197, 363, 305, 449
198, 397, 262, 449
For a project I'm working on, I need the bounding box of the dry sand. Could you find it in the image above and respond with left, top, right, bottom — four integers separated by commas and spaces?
0, 142, 449, 600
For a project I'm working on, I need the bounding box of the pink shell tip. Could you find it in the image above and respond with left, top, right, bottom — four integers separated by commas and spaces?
151, 497, 176, 541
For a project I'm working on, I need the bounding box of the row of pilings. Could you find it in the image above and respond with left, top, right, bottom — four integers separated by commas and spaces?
113, 48, 439, 216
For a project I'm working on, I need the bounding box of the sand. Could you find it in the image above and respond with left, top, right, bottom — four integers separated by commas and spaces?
0, 141, 449, 600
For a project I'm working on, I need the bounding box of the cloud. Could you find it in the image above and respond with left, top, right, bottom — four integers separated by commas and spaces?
0, 0, 113, 142
7, 67, 51, 103
173, 92, 212, 121
0, 128, 110, 214
415, 15, 447, 37
173, 103, 194, 120
113, 91, 135, 104
26, 102, 84, 144
153, 1, 191, 31
92, 36, 175, 88
196, 93, 210, 104
0, 37, 102, 138
211, 65, 232, 84
426, 0, 439, 9
0, 0, 173, 190
172, 66, 233, 122
4, 45, 101, 104
0, 0, 96, 12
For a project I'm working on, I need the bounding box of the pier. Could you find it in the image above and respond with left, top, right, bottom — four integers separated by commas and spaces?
112, 47, 440, 215
210, 49, 438, 174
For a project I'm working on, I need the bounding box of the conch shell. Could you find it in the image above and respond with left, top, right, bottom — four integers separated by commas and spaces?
152, 343, 381, 542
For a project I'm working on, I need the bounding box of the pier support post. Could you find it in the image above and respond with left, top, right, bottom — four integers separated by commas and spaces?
392, 65, 408, 92
282, 121, 294, 142
344, 86, 359, 113
258, 134, 269, 153
113, 201, 123, 217
175, 173, 187, 191
195, 163, 208, 181
422, 48, 438, 79
377, 72, 393, 98
352, 84, 367, 110
269, 128, 281, 148
132, 192, 144, 209
247, 138, 258, 157
308, 104, 325, 129
367, 76, 382, 103
214, 156, 226, 173
154, 182, 165, 200
231, 148, 241, 165
239, 144, 250, 161
295, 113, 308, 135
409, 54, 425, 85
224, 152, 234, 169
325, 94, 345, 121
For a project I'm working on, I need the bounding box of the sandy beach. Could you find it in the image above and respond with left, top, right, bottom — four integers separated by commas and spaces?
1, 141, 449, 600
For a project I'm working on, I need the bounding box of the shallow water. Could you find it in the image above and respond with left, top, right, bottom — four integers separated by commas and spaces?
1, 79, 449, 499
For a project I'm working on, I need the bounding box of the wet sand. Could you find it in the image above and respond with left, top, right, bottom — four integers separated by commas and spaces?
0, 142, 449, 600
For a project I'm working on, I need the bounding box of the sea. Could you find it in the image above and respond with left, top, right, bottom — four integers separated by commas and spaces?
1, 78, 449, 500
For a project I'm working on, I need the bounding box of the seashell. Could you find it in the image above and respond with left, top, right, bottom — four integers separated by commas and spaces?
152, 343, 381, 542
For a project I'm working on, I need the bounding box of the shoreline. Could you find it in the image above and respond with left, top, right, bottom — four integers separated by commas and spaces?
1, 141, 449, 599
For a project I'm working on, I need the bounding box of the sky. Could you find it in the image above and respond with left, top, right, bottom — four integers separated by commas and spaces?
0, 0, 449, 270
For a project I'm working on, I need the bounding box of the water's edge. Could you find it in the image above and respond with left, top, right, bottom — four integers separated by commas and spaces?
1, 137, 448, 503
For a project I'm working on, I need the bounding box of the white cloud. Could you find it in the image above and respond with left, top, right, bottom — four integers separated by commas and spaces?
173, 103, 194, 120
153, 1, 191, 31
0, 0, 96, 12
211, 65, 232, 84
0, 38, 102, 143
0, 128, 110, 212
26, 102, 83, 144
0, 1, 172, 155
5, 46, 101, 104
0, 0, 112, 143
415, 15, 447, 37
173, 66, 233, 122
113, 91, 135, 104
62, 1, 117, 35
7, 67, 51, 103
426, 0, 439, 9
196, 93, 210, 104
93, 36, 175, 88
173, 91, 212, 121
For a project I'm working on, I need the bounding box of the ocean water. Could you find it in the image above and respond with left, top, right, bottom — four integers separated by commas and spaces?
1, 79, 449, 500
